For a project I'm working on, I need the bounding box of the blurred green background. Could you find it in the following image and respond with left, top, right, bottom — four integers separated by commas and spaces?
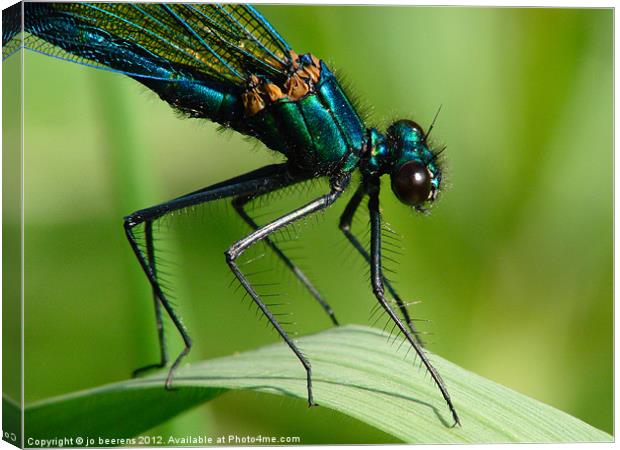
12, 5, 612, 442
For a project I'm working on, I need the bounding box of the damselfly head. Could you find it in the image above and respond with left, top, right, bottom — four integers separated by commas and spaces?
384, 120, 442, 209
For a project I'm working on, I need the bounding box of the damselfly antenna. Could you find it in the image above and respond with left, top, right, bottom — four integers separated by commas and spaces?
425, 104, 443, 142
431, 144, 447, 162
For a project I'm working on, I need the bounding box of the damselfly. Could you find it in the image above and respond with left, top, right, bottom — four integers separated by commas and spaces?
3, 2, 458, 425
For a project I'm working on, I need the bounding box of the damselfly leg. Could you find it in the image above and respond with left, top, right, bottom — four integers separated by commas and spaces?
125, 164, 303, 385
367, 180, 460, 427
339, 186, 425, 345
232, 195, 339, 326
225, 174, 351, 406
132, 219, 168, 377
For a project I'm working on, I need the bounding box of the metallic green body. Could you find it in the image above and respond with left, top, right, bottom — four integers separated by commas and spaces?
244, 62, 365, 174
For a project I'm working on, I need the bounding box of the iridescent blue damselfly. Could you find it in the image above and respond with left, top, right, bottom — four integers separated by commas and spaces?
3, 2, 458, 425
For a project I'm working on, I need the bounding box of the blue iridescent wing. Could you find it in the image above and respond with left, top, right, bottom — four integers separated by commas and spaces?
2, 3, 23, 60
3, 3, 293, 85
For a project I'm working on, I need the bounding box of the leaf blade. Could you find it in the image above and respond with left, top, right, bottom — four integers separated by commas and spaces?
22, 325, 612, 443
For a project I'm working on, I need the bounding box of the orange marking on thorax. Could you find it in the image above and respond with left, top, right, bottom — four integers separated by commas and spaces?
261, 83, 285, 102
241, 52, 323, 116
284, 73, 309, 100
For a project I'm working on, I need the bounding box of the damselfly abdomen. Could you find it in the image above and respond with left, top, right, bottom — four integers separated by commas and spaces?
3, 2, 458, 425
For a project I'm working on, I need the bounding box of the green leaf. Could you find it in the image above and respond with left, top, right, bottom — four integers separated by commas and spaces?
20, 325, 611, 444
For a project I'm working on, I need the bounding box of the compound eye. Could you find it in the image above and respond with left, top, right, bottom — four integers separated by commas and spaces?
391, 161, 432, 206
